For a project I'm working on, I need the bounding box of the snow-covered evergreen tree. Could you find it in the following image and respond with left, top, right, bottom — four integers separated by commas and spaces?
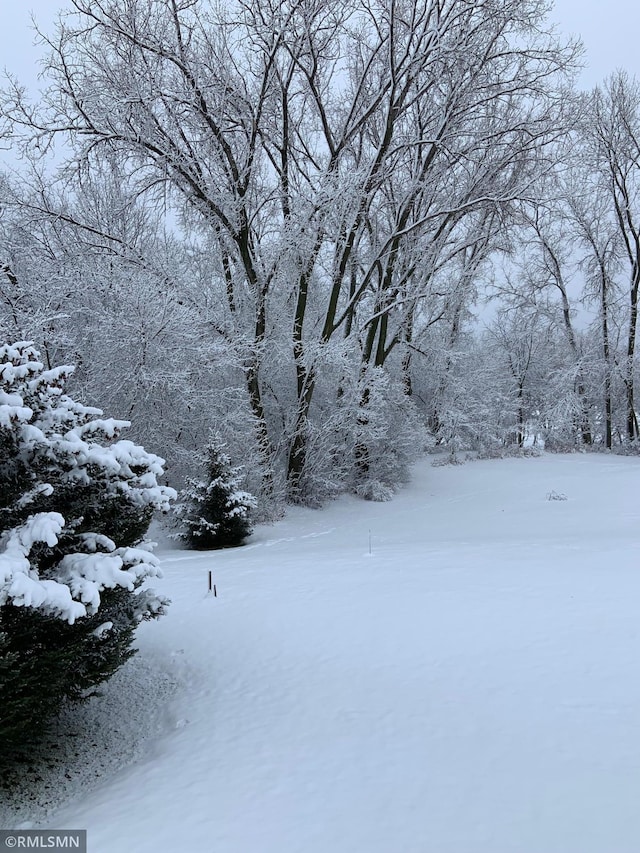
175, 442, 256, 549
0, 341, 175, 765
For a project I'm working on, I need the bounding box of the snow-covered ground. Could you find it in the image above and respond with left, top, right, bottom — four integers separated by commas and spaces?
4, 453, 640, 852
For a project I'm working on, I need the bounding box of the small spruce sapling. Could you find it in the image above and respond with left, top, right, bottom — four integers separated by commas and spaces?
175, 442, 256, 549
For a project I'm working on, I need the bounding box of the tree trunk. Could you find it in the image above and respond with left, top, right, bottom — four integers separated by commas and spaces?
286, 367, 316, 502
354, 385, 371, 482
626, 276, 639, 441
600, 264, 613, 449
517, 382, 525, 448
541, 235, 592, 445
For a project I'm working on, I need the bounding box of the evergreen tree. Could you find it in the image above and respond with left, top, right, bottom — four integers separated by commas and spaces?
0, 342, 175, 766
176, 442, 256, 549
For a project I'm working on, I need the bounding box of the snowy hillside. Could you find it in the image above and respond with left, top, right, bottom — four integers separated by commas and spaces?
5, 453, 640, 853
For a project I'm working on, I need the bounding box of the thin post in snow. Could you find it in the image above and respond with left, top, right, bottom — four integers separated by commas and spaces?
208, 571, 218, 597
368, 529, 372, 555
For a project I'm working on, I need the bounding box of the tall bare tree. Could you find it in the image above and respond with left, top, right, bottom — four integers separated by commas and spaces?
3, 0, 578, 501
583, 73, 640, 441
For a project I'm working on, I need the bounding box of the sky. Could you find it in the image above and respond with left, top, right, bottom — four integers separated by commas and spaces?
0, 0, 638, 95
553, 0, 640, 85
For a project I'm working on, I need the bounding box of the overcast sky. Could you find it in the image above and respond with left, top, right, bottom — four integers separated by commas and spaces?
0, 0, 638, 93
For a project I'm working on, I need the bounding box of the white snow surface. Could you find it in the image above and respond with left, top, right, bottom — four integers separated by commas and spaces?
6, 453, 640, 852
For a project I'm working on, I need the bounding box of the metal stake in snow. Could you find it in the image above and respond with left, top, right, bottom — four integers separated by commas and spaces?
369, 529, 372, 555
208, 570, 217, 597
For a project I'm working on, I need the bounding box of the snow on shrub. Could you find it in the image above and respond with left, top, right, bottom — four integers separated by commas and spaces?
349, 367, 426, 501
0, 341, 176, 764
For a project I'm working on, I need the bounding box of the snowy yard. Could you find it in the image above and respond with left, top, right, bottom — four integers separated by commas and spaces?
5, 453, 640, 852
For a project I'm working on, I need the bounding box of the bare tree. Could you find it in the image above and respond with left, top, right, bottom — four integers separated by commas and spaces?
564, 172, 620, 449
500, 186, 594, 445
486, 308, 552, 447
3, 0, 579, 501
0, 163, 225, 477
583, 73, 640, 442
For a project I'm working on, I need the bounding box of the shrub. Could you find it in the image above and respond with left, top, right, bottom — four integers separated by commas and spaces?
0, 342, 175, 766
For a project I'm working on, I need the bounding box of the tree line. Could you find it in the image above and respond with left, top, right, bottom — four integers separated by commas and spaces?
1, 0, 639, 513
